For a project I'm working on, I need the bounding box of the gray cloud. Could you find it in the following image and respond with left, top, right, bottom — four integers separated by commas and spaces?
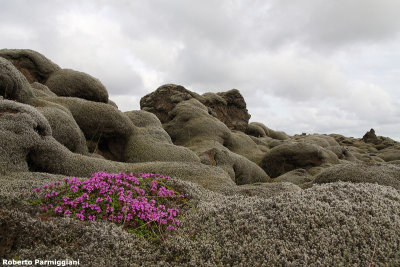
1, 0, 399, 140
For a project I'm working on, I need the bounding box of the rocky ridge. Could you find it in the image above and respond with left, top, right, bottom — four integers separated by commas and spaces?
1, 49, 399, 266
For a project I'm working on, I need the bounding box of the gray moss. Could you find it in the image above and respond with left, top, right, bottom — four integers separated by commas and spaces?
0, 57, 34, 103
36, 103, 88, 154
45, 69, 109, 103
224, 130, 266, 165
164, 99, 270, 184
0, 49, 60, 83
0, 99, 52, 174
261, 142, 340, 178
250, 122, 290, 140
274, 168, 315, 186
124, 110, 200, 163
314, 162, 400, 190
31, 82, 57, 97
1, 181, 399, 266
39, 96, 133, 161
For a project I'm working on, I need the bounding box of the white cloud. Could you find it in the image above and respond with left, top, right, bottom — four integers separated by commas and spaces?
0, 0, 400, 140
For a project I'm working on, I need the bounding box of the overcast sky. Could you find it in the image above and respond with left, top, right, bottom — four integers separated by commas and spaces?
1, 0, 399, 140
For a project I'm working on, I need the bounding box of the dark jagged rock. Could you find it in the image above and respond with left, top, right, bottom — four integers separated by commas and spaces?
140, 84, 251, 132
202, 89, 251, 132
362, 128, 378, 144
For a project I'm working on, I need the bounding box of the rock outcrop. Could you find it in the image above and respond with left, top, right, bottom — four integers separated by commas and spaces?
164, 98, 269, 184
0, 57, 34, 103
0, 48, 60, 83
140, 84, 251, 132
260, 142, 339, 178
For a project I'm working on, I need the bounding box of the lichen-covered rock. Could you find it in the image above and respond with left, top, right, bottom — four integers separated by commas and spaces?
314, 162, 400, 190
201, 89, 251, 131
326, 145, 358, 162
294, 134, 339, 147
246, 122, 289, 140
140, 84, 202, 124
140, 84, 251, 132
362, 128, 379, 144
164, 99, 270, 184
260, 142, 339, 178
377, 146, 400, 162
123, 110, 200, 163
274, 168, 314, 186
40, 97, 133, 161
224, 130, 265, 164
245, 122, 267, 137
0, 49, 60, 83
45, 69, 109, 103
35, 101, 88, 154
31, 82, 57, 97
0, 57, 34, 103
107, 99, 118, 108
0, 99, 52, 173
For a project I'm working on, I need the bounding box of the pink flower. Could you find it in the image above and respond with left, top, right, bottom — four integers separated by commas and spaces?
64, 210, 72, 217
54, 206, 62, 213
70, 185, 79, 193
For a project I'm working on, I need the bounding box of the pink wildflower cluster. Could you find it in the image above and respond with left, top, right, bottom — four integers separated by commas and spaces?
33, 172, 187, 237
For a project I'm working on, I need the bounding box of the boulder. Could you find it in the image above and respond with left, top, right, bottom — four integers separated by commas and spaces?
314, 162, 400, 190
0, 49, 60, 83
201, 89, 251, 131
45, 69, 109, 103
326, 145, 358, 162
0, 99, 52, 174
245, 122, 267, 137
0, 57, 34, 103
123, 110, 200, 163
164, 99, 270, 184
260, 142, 339, 178
274, 168, 314, 186
107, 99, 118, 108
140, 84, 251, 132
35, 101, 88, 154
38, 97, 133, 161
224, 131, 265, 164
294, 134, 339, 147
377, 147, 400, 162
30, 82, 57, 97
362, 128, 379, 144
246, 122, 289, 140
140, 84, 202, 124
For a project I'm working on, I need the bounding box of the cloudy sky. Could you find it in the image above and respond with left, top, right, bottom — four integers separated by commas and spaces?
1, 0, 400, 140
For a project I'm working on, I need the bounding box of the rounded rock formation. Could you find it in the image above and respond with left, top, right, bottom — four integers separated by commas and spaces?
260, 142, 339, 178
0, 57, 34, 103
0, 49, 60, 83
45, 69, 109, 103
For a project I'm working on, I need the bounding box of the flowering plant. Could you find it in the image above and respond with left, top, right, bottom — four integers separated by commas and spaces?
32, 172, 188, 240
